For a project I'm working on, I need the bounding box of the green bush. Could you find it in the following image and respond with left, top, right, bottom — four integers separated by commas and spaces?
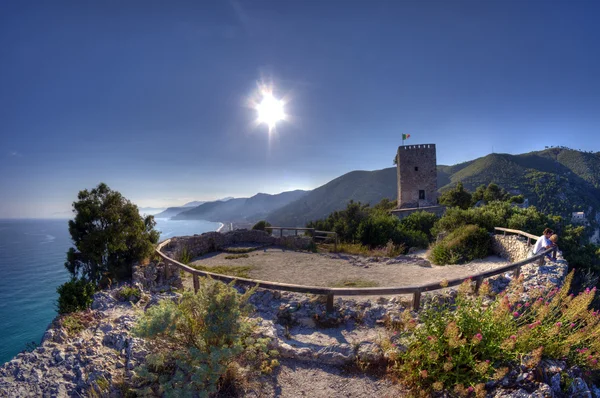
357, 213, 400, 248
399, 211, 439, 241
430, 225, 491, 265
252, 220, 272, 234
56, 279, 95, 314
132, 280, 277, 396
384, 271, 600, 394
116, 284, 141, 302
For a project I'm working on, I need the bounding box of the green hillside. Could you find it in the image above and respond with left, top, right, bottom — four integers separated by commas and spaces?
266, 168, 398, 226
267, 148, 600, 227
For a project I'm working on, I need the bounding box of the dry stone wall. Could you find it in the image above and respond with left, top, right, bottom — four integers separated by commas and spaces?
491, 235, 532, 263
161, 229, 312, 260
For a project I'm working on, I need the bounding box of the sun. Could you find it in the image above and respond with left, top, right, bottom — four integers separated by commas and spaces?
255, 90, 285, 130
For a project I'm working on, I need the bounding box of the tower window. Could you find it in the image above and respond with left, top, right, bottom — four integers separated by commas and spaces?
419, 190, 425, 200
415, 166, 419, 171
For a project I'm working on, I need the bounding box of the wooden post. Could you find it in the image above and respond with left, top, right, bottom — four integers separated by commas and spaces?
295, 229, 298, 236
412, 290, 421, 310
280, 229, 283, 238
527, 237, 531, 246
334, 233, 338, 252
475, 276, 483, 293
326, 293, 334, 313
193, 274, 199, 293
513, 266, 521, 279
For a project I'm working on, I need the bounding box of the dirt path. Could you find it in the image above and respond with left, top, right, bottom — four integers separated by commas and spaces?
189, 247, 510, 289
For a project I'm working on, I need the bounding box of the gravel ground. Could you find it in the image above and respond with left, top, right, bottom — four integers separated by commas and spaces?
189, 247, 510, 289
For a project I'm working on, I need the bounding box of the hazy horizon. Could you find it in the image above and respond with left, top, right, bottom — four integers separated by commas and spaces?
2, 0, 599, 218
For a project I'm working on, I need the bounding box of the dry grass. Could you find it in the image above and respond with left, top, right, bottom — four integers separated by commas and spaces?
190, 264, 253, 278
329, 278, 380, 288
224, 254, 250, 260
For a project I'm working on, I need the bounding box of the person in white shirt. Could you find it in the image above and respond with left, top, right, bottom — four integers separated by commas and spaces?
531, 228, 554, 256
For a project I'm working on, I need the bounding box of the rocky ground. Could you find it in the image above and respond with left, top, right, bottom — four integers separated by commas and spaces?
1, 249, 598, 398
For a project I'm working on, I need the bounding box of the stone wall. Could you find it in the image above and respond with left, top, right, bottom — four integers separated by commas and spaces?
160, 229, 313, 261
491, 235, 531, 263
132, 260, 183, 293
396, 144, 438, 209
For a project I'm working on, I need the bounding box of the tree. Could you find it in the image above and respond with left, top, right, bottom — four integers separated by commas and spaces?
65, 183, 159, 284
438, 182, 472, 210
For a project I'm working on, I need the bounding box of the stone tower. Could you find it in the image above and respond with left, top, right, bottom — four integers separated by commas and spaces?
396, 143, 438, 209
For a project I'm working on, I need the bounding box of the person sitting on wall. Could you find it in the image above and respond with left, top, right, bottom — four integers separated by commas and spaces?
546, 234, 559, 260
530, 228, 554, 257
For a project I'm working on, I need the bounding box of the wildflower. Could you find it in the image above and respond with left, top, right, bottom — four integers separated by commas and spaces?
513, 311, 520, 317
472, 333, 483, 345
420, 369, 428, 378
570, 323, 576, 328
443, 361, 454, 371
525, 302, 530, 307
393, 331, 398, 335
510, 335, 517, 340
586, 288, 590, 293
427, 336, 433, 340
467, 386, 474, 393
592, 359, 598, 365
517, 303, 522, 309
432, 381, 444, 391
555, 322, 562, 327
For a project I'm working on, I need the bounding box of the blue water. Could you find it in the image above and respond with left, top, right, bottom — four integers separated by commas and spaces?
0, 218, 220, 364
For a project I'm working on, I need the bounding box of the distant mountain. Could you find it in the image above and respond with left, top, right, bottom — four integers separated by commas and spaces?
265, 148, 600, 226
138, 207, 167, 216
173, 190, 308, 222
182, 197, 234, 207
266, 168, 398, 227
154, 207, 189, 219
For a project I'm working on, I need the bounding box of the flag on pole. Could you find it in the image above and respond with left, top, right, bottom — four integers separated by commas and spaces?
402, 134, 410, 140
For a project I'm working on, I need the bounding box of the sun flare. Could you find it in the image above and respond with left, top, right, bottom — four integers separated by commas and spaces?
255, 90, 285, 130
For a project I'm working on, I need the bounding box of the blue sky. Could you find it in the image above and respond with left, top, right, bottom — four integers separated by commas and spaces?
1, 0, 599, 218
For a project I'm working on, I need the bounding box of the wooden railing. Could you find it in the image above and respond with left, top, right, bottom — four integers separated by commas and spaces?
264, 226, 338, 252
155, 228, 557, 313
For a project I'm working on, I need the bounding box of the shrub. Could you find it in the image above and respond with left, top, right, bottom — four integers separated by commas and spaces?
430, 225, 491, 265
178, 245, 193, 264
385, 271, 600, 394
224, 253, 250, 260
60, 310, 96, 336
56, 279, 95, 314
399, 211, 439, 241
252, 220, 272, 234
357, 213, 401, 248
116, 284, 141, 302
132, 280, 276, 396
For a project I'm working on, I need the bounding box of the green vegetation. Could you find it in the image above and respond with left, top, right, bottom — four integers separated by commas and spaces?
252, 220, 272, 233
224, 253, 250, 260
223, 247, 258, 254
307, 200, 434, 253
384, 272, 600, 394
190, 264, 253, 278
116, 284, 142, 302
60, 311, 95, 336
177, 245, 193, 264
439, 181, 472, 209
132, 280, 278, 396
329, 278, 379, 288
56, 279, 95, 314
430, 225, 491, 265
64, 183, 159, 284
57, 183, 158, 314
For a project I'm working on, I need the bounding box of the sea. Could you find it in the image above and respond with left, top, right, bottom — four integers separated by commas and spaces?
0, 218, 221, 365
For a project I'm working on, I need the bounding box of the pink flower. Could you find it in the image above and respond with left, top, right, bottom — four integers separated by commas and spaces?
525, 302, 531, 307
538, 297, 543, 302
592, 359, 598, 365
467, 386, 474, 393
510, 335, 517, 340
555, 322, 562, 327
473, 333, 483, 341
513, 312, 520, 317
586, 288, 591, 293
427, 336, 433, 340
393, 331, 398, 335
420, 370, 428, 378
570, 323, 576, 328
517, 304, 522, 309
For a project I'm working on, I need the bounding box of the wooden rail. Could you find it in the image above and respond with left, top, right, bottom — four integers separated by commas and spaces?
264, 226, 338, 251
156, 228, 556, 313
